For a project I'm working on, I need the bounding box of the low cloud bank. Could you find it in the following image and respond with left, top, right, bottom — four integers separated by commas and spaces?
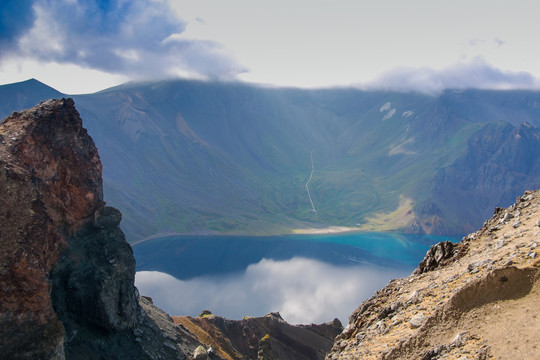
364, 57, 538, 94
135, 257, 408, 325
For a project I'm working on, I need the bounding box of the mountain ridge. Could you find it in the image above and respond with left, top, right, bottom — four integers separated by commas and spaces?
1, 79, 539, 241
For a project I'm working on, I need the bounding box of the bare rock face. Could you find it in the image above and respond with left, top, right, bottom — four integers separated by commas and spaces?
0, 99, 202, 359
414, 240, 467, 275
0, 98, 105, 359
326, 189, 540, 360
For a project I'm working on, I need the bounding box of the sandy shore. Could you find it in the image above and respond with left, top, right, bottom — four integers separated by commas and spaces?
290, 226, 361, 235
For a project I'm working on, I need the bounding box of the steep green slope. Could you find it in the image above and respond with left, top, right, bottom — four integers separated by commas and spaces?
1, 79, 539, 241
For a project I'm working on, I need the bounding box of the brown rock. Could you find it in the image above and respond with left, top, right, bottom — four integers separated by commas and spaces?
0, 99, 205, 360
0, 99, 103, 359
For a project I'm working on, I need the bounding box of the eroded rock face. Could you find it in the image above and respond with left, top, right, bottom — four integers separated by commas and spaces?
0, 98, 104, 359
0, 99, 201, 360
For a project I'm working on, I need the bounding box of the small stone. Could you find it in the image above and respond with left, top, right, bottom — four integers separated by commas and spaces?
536, 220, 540, 227
501, 212, 514, 223
407, 289, 422, 304
529, 252, 537, 259
374, 320, 386, 334
513, 220, 521, 228
467, 259, 492, 272
409, 313, 427, 328
495, 239, 505, 249
193, 345, 208, 359
451, 331, 469, 348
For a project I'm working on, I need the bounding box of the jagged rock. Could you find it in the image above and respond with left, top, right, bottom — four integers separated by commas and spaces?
0, 100, 204, 359
414, 241, 458, 274
0, 98, 104, 359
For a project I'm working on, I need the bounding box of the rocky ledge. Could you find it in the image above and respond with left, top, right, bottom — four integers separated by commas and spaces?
327, 190, 540, 360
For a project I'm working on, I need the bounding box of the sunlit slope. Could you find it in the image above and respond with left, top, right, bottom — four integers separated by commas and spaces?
1, 80, 539, 241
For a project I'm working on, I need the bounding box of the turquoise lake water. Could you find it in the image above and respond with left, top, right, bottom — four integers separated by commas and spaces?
133, 232, 461, 280
133, 232, 462, 323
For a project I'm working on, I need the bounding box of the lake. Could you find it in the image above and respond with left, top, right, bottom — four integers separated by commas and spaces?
133, 232, 460, 324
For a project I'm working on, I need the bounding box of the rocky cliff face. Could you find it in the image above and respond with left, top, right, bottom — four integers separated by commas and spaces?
0, 99, 202, 359
327, 190, 540, 359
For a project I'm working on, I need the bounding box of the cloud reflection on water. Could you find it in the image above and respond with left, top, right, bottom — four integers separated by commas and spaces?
135, 257, 410, 324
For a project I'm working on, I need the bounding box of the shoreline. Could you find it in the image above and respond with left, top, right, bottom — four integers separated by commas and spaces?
290, 226, 362, 235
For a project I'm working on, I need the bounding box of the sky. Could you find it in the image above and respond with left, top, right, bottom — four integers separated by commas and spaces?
135, 257, 408, 324
1, 0, 540, 94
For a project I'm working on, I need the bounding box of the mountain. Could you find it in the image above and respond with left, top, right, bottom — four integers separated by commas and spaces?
0, 78, 63, 115
1, 80, 539, 241
327, 189, 540, 359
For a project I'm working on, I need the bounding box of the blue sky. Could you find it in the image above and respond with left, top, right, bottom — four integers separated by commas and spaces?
1, 0, 540, 93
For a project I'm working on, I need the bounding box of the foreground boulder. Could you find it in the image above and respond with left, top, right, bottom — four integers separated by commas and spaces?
0, 99, 202, 359
327, 190, 540, 359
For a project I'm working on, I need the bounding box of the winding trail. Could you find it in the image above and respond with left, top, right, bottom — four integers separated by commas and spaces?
306, 151, 317, 212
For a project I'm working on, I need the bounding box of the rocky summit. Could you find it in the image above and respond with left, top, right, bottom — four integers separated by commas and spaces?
327, 190, 540, 360
0, 99, 204, 359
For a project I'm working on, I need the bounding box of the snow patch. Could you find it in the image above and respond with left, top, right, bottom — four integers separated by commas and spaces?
379, 102, 391, 112
382, 108, 396, 121
402, 110, 414, 118
389, 137, 416, 155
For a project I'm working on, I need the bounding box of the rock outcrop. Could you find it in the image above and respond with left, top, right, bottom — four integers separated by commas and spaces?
327, 190, 540, 359
0, 99, 202, 359
173, 311, 342, 360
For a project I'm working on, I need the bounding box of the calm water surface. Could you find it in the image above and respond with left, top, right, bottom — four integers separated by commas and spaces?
133, 232, 461, 323
133, 232, 460, 279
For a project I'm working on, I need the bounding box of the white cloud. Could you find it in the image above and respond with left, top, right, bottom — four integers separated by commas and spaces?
364, 57, 538, 94
135, 257, 408, 325
1, 0, 246, 84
